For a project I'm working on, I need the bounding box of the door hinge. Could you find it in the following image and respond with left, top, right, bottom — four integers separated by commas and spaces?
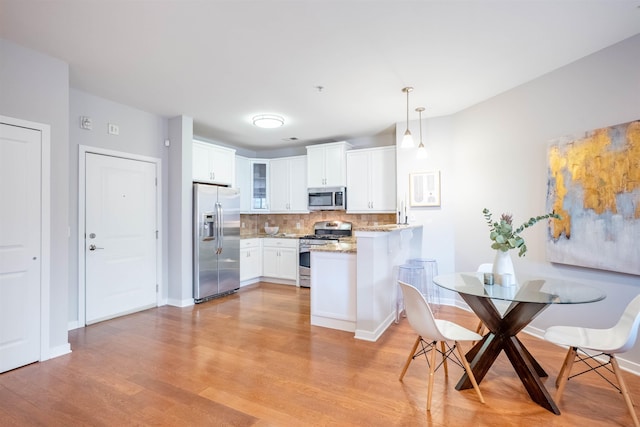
156, 230, 159, 239
156, 284, 159, 292
155, 177, 157, 186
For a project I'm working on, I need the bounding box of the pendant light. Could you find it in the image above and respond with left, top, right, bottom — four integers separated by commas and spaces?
415, 106, 427, 159
401, 87, 414, 148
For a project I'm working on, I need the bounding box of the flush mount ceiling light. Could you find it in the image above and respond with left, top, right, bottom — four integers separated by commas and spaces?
416, 106, 427, 159
252, 114, 284, 129
401, 87, 415, 148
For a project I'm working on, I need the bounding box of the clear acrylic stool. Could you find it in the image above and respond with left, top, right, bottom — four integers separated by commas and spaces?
395, 264, 426, 323
407, 258, 440, 305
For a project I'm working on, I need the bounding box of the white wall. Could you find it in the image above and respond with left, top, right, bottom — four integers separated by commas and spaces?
397, 34, 640, 370
69, 89, 169, 325
395, 115, 457, 303
167, 116, 194, 306
0, 39, 70, 354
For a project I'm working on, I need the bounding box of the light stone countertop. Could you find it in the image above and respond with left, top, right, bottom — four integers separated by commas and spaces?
240, 233, 303, 239
353, 223, 421, 232
310, 241, 357, 253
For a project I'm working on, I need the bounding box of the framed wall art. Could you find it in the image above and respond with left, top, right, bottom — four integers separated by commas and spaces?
546, 119, 640, 275
410, 171, 441, 207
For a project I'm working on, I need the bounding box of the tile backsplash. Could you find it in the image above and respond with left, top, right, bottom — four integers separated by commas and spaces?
240, 212, 396, 236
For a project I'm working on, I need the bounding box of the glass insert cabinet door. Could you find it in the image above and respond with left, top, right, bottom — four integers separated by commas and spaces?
251, 160, 269, 211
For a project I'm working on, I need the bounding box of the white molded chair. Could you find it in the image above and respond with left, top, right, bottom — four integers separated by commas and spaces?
544, 295, 640, 427
398, 281, 485, 411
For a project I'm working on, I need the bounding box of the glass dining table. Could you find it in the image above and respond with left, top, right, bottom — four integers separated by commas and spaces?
433, 272, 606, 415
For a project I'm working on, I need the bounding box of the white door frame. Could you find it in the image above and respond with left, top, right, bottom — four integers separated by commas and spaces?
78, 145, 162, 326
0, 115, 51, 362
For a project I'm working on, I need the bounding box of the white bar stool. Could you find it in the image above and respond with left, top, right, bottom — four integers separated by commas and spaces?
408, 258, 439, 305
395, 264, 426, 323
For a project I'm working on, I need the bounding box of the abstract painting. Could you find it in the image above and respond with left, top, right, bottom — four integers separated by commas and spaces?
546, 120, 640, 275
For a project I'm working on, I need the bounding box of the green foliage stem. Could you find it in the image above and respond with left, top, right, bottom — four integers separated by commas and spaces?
483, 208, 561, 257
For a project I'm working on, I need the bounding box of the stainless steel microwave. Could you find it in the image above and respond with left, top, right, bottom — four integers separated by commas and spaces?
308, 187, 346, 211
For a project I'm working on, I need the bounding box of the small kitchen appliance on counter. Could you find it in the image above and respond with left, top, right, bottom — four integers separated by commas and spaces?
299, 221, 352, 287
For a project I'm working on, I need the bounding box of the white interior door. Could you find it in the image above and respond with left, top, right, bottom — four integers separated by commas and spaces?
85, 153, 157, 324
0, 123, 41, 373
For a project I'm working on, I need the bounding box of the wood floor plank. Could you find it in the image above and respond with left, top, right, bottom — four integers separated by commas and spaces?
0, 282, 637, 426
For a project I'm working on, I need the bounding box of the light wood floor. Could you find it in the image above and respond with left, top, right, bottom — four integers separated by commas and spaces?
1, 282, 637, 426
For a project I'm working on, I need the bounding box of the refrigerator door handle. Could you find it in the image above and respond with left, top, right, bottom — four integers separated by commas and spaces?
216, 202, 223, 254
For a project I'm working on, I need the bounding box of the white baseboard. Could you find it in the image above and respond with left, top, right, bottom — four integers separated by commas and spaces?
260, 277, 297, 286
46, 343, 71, 361
311, 315, 355, 333
166, 298, 194, 307
355, 312, 395, 342
240, 278, 261, 287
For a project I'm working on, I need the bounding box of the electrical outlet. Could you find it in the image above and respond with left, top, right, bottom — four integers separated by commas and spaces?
108, 123, 119, 135
296, 222, 301, 229
241, 222, 245, 228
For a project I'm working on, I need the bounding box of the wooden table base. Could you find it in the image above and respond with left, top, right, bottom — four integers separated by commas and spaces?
456, 293, 561, 415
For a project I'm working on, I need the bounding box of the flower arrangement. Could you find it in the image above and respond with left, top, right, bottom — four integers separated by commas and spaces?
483, 208, 561, 257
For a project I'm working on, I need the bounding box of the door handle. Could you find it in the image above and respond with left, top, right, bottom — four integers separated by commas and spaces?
89, 244, 104, 251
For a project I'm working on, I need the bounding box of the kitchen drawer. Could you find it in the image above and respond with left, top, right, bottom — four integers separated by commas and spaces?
240, 238, 261, 249
262, 237, 298, 249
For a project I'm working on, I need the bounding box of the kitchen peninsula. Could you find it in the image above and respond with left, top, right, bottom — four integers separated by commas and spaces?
310, 224, 423, 341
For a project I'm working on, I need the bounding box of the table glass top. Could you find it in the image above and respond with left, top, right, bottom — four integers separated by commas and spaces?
433, 273, 606, 304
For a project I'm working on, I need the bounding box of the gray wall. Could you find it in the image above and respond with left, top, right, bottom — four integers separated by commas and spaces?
398, 34, 640, 370
69, 89, 169, 325
0, 39, 70, 353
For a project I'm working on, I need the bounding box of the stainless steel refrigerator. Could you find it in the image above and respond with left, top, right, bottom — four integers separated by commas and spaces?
193, 183, 240, 303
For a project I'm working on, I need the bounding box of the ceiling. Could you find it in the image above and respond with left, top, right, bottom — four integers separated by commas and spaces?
2, 1, 639, 152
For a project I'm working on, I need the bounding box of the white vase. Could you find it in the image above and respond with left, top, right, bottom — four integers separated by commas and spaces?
492, 250, 516, 286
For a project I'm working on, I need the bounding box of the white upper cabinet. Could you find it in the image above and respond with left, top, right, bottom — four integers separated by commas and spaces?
346, 146, 396, 213
306, 141, 352, 188
193, 140, 236, 185
235, 155, 251, 213
250, 159, 270, 212
269, 156, 308, 213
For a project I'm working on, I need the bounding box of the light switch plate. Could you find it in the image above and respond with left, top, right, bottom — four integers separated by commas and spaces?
108, 123, 119, 135
80, 116, 92, 130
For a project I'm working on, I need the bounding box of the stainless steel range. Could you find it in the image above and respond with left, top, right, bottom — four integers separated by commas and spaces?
299, 221, 352, 288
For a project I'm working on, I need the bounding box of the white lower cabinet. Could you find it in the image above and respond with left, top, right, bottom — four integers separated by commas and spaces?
240, 238, 262, 283
310, 251, 357, 332
262, 238, 298, 282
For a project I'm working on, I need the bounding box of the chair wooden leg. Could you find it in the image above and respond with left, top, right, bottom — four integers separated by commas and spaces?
555, 345, 575, 387
426, 340, 438, 411
455, 341, 484, 404
473, 320, 485, 345
610, 355, 640, 427
399, 336, 421, 381
555, 346, 577, 404
441, 341, 449, 377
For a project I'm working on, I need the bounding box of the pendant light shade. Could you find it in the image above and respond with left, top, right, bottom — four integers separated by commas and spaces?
401, 87, 414, 148
416, 106, 427, 159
